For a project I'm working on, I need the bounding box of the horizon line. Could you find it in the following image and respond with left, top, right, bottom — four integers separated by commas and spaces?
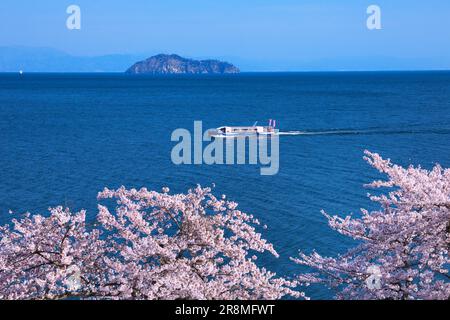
2, 69, 450, 74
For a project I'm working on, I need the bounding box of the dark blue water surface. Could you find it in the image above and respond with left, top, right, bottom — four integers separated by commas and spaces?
1, 72, 450, 299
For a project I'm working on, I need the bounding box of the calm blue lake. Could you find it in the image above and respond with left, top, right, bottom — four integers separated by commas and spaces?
1, 72, 450, 299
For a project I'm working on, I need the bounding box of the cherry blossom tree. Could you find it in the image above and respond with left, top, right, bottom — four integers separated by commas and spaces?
0, 186, 302, 300
293, 151, 450, 300
3, 151, 447, 300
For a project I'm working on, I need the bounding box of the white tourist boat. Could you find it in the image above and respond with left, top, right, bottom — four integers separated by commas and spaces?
209, 120, 278, 138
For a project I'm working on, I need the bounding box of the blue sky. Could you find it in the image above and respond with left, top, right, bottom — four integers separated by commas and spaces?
0, 0, 449, 70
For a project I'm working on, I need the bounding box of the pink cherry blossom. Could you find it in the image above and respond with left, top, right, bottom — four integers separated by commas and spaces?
293, 151, 450, 300
0, 185, 302, 300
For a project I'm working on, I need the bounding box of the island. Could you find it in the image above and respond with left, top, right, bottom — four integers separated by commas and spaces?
125, 54, 240, 74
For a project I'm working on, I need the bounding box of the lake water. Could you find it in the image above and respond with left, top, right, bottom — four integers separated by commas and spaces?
1, 72, 450, 299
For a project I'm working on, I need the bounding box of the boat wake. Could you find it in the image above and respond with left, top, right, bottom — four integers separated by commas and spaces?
277, 128, 450, 136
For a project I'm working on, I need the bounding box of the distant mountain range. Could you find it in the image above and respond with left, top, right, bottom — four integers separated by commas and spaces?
0, 47, 239, 73
126, 54, 239, 74
0, 46, 146, 72
0, 46, 449, 72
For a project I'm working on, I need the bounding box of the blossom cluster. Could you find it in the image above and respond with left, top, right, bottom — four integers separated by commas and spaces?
1, 151, 449, 300
0, 186, 301, 300
293, 151, 450, 300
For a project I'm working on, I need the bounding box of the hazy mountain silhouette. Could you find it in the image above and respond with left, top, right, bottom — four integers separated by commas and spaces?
0, 46, 146, 72
0, 46, 448, 72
